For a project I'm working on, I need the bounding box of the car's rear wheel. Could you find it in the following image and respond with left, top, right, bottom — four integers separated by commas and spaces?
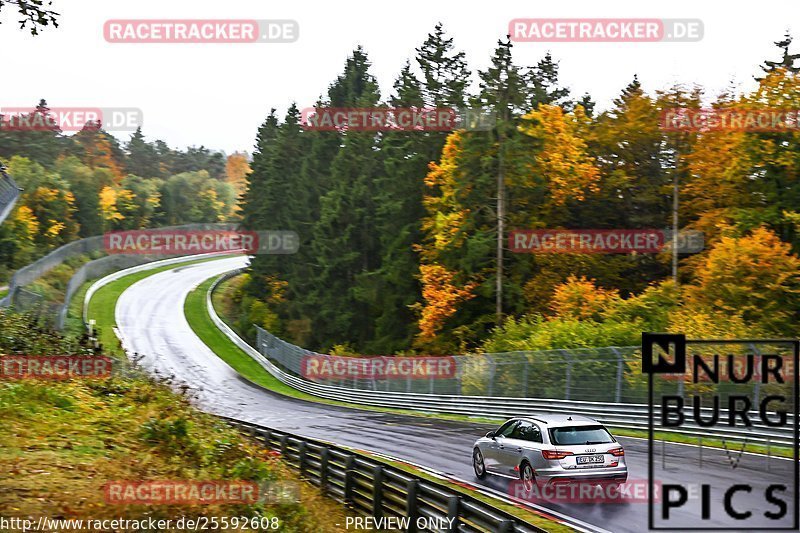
520, 461, 536, 491
473, 448, 486, 479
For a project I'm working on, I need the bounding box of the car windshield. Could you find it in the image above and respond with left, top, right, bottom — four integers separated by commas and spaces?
549, 425, 614, 445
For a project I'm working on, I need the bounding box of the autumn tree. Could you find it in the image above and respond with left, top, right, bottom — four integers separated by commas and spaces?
683, 227, 800, 335
55, 156, 113, 237
549, 275, 621, 321
225, 151, 250, 200
72, 122, 124, 181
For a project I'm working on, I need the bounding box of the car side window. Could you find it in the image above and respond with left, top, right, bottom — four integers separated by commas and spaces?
496, 420, 518, 438
512, 421, 543, 443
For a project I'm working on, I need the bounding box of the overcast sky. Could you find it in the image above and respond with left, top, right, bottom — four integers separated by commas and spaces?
0, 0, 797, 153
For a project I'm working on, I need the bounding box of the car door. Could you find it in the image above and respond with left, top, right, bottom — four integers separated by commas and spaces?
497, 420, 543, 475
483, 420, 518, 473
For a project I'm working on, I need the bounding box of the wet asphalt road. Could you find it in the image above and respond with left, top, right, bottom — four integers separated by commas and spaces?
114, 257, 796, 533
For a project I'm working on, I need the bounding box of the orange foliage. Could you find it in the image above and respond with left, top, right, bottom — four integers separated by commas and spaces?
225, 152, 251, 198
78, 130, 124, 181
417, 263, 477, 339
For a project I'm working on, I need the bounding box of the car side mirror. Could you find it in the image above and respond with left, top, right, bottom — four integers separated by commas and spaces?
485, 431, 495, 439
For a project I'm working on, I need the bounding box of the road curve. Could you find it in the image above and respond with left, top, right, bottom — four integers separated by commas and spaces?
114, 257, 795, 533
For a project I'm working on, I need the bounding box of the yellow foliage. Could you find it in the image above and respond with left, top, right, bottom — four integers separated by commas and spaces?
44, 221, 65, 237
519, 104, 600, 205
99, 186, 124, 223
201, 188, 226, 221
684, 227, 800, 334
420, 132, 471, 258
549, 275, 621, 320
11, 205, 38, 241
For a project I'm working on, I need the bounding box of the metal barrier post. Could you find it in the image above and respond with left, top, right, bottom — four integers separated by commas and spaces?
446, 495, 460, 533
320, 447, 329, 492
406, 479, 419, 533
344, 455, 355, 506
522, 361, 529, 397
612, 347, 623, 403
298, 441, 307, 476
766, 438, 771, 472
561, 350, 573, 400
487, 356, 495, 397
372, 465, 384, 520
280, 434, 288, 458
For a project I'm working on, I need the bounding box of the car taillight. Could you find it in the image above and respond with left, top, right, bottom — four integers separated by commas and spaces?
609, 447, 625, 457
542, 450, 573, 460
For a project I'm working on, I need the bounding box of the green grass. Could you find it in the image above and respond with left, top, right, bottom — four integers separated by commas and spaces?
0, 342, 350, 531
185, 277, 492, 418
84, 256, 230, 357
64, 279, 92, 335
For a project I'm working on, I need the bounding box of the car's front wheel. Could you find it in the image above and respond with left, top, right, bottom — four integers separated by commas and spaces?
473, 448, 486, 479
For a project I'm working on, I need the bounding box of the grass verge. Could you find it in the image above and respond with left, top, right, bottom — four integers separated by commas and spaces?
0, 311, 349, 531
186, 276, 504, 423
85, 256, 227, 357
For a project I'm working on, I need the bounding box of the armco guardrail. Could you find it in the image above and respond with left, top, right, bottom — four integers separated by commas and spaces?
208, 271, 796, 447
221, 416, 550, 533
0, 223, 239, 327
0, 166, 21, 225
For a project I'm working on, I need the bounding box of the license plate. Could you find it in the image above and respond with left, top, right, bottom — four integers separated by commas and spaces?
576, 454, 604, 464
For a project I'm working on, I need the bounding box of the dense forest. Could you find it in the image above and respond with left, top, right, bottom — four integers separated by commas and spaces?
237, 27, 800, 355
0, 105, 250, 281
